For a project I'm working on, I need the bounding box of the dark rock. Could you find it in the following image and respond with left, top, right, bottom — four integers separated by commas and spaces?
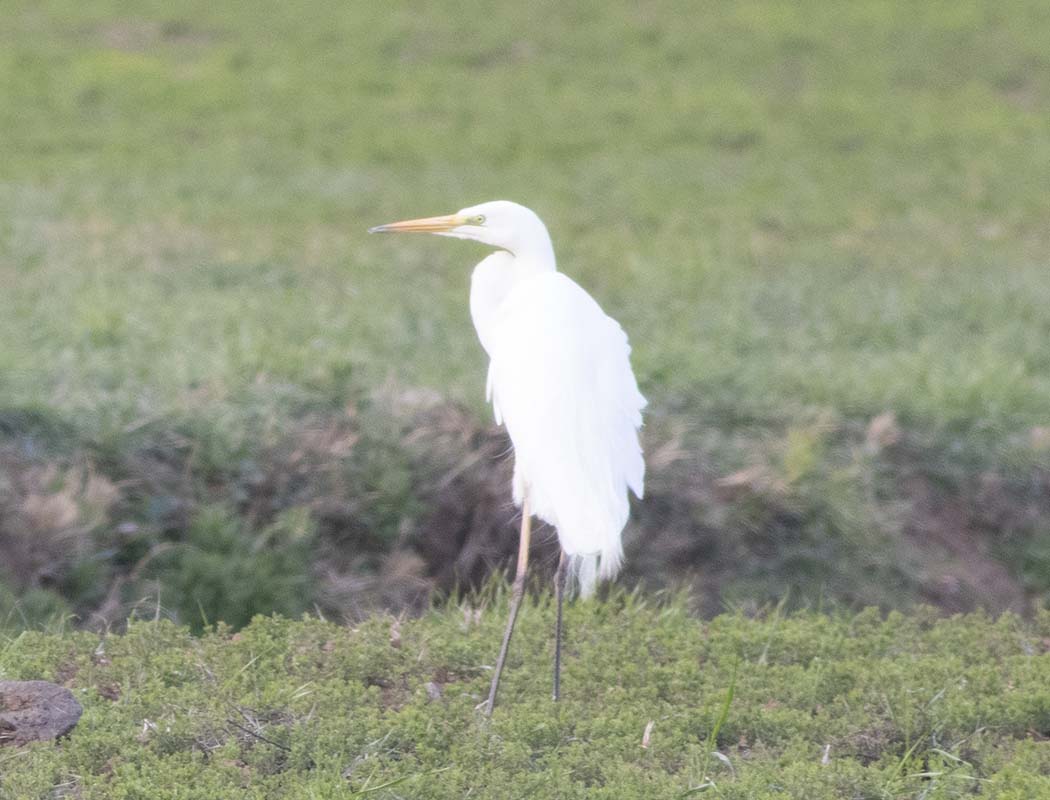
0, 680, 83, 746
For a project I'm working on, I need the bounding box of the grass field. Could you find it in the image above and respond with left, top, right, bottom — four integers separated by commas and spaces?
3, 2, 1050, 627
5, 603, 1050, 798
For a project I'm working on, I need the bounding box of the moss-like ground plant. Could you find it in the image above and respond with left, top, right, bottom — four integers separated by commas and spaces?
3, 599, 1050, 798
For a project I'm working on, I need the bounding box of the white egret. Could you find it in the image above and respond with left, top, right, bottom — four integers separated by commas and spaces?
369, 201, 645, 714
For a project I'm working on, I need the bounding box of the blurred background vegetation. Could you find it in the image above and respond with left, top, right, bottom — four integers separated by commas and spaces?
2, 1, 1050, 633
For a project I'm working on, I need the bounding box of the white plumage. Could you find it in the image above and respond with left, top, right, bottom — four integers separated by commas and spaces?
478, 267, 645, 594
371, 200, 645, 596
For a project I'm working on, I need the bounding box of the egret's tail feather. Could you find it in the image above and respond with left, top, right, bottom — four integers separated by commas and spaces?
569, 547, 623, 598
573, 554, 599, 598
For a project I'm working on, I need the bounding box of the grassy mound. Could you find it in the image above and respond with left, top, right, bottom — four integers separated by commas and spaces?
4, 599, 1050, 798
5, 393, 1050, 638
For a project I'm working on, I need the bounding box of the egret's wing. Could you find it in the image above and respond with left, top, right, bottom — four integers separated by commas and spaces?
486, 272, 645, 591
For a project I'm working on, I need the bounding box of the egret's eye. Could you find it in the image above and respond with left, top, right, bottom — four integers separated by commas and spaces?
469, 214, 486, 225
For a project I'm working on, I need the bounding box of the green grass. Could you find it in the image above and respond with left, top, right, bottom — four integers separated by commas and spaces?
5, 600, 1050, 798
4, 1, 1050, 626
3, 1, 1050, 433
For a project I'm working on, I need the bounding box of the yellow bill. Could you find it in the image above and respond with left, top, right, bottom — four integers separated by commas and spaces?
368, 214, 468, 234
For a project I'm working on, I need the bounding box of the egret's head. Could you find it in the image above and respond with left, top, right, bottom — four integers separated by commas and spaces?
369, 200, 551, 258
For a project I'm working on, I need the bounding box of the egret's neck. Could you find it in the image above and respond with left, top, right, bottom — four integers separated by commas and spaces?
470, 226, 557, 358
507, 230, 556, 277
471, 247, 550, 353
511, 252, 556, 280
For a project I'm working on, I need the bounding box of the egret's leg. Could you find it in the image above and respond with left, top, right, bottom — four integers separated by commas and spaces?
552, 549, 568, 702
485, 496, 532, 716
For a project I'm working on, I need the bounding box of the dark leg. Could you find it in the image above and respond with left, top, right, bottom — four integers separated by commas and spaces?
485, 497, 532, 716
552, 549, 568, 702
